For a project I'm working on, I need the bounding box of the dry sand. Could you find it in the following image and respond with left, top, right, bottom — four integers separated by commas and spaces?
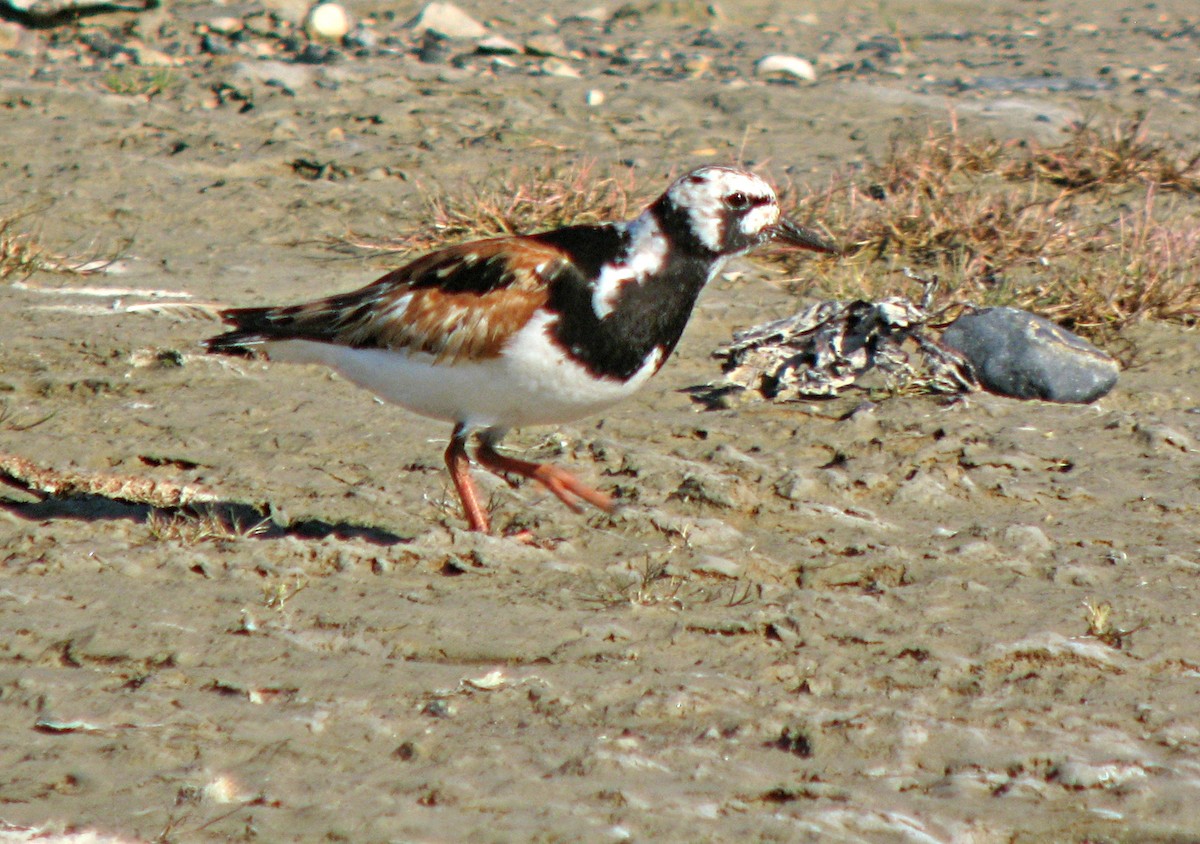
2, 0, 1199, 840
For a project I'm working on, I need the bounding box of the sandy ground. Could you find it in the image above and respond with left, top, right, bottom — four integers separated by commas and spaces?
2, 0, 1200, 841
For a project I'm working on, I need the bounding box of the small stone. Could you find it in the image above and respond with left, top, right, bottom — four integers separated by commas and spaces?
416, 30, 452, 63
689, 555, 745, 578
344, 24, 379, 51
201, 35, 233, 54
132, 45, 179, 66
565, 6, 608, 22
406, 1, 487, 39
540, 57, 582, 78
755, 54, 817, 81
586, 88, 605, 105
262, 0, 309, 25
941, 307, 1119, 403
207, 16, 244, 35
305, 2, 352, 42
477, 34, 521, 54
525, 33, 570, 58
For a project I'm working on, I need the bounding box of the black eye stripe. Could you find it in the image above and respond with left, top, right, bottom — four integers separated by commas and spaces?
723, 192, 772, 211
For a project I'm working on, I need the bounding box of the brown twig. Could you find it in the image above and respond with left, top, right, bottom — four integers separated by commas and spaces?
0, 451, 221, 509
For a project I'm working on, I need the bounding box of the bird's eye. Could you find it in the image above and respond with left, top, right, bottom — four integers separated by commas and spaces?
724, 192, 750, 210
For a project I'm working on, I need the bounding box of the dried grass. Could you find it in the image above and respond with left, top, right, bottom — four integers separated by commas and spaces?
1, 207, 119, 281
0, 210, 54, 281
335, 116, 1200, 337
337, 160, 653, 255
1009, 113, 1200, 193
782, 113, 1200, 335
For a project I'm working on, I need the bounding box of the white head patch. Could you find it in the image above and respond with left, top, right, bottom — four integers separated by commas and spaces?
664, 166, 781, 254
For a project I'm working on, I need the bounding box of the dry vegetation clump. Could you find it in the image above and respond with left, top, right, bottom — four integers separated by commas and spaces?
336, 160, 654, 256
784, 113, 1200, 335
335, 117, 1199, 338
1008, 113, 1200, 193
1, 207, 118, 281
0, 210, 54, 281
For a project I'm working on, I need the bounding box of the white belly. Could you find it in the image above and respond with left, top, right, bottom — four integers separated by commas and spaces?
266, 311, 662, 431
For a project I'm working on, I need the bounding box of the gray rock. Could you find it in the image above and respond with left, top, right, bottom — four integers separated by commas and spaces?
405, 1, 486, 39
941, 307, 1119, 403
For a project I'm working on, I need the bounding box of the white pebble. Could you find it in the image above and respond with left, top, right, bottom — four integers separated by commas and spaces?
755, 54, 817, 81
305, 2, 352, 41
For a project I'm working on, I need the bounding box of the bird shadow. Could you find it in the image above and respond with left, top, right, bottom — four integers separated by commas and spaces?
1, 490, 410, 546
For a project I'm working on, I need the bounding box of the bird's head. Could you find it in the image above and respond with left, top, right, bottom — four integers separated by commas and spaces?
656, 165, 838, 258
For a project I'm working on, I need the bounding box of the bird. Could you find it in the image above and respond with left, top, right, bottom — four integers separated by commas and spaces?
204, 165, 838, 534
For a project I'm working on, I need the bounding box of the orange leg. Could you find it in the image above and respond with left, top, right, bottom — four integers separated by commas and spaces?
475, 435, 614, 516
444, 425, 490, 533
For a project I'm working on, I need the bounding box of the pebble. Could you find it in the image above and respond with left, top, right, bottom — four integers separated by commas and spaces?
406, 1, 487, 40
132, 45, 179, 66
525, 33, 570, 58
540, 58, 581, 78
688, 555, 745, 578
940, 307, 1119, 403
305, 2, 352, 42
754, 54, 817, 82
477, 34, 521, 54
207, 16, 244, 35
262, 0, 309, 25
343, 24, 379, 51
416, 30, 452, 63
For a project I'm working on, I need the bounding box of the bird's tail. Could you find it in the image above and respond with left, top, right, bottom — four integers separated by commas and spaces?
203, 306, 285, 357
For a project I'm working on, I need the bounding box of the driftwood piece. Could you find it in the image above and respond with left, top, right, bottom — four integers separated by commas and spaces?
0, 451, 220, 509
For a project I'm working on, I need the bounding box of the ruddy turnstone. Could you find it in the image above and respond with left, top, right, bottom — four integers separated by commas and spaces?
205, 165, 837, 533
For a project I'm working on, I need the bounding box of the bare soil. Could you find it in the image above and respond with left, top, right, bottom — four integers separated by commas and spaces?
2, 1, 1199, 841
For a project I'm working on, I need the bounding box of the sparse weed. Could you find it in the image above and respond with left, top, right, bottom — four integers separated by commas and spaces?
263, 577, 309, 610
335, 116, 1199, 339
145, 506, 270, 544
103, 67, 178, 97
1082, 599, 1143, 650
0, 211, 53, 281
1, 207, 119, 281
1009, 112, 1200, 193
781, 113, 1200, 335
334, 160, 651, 255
